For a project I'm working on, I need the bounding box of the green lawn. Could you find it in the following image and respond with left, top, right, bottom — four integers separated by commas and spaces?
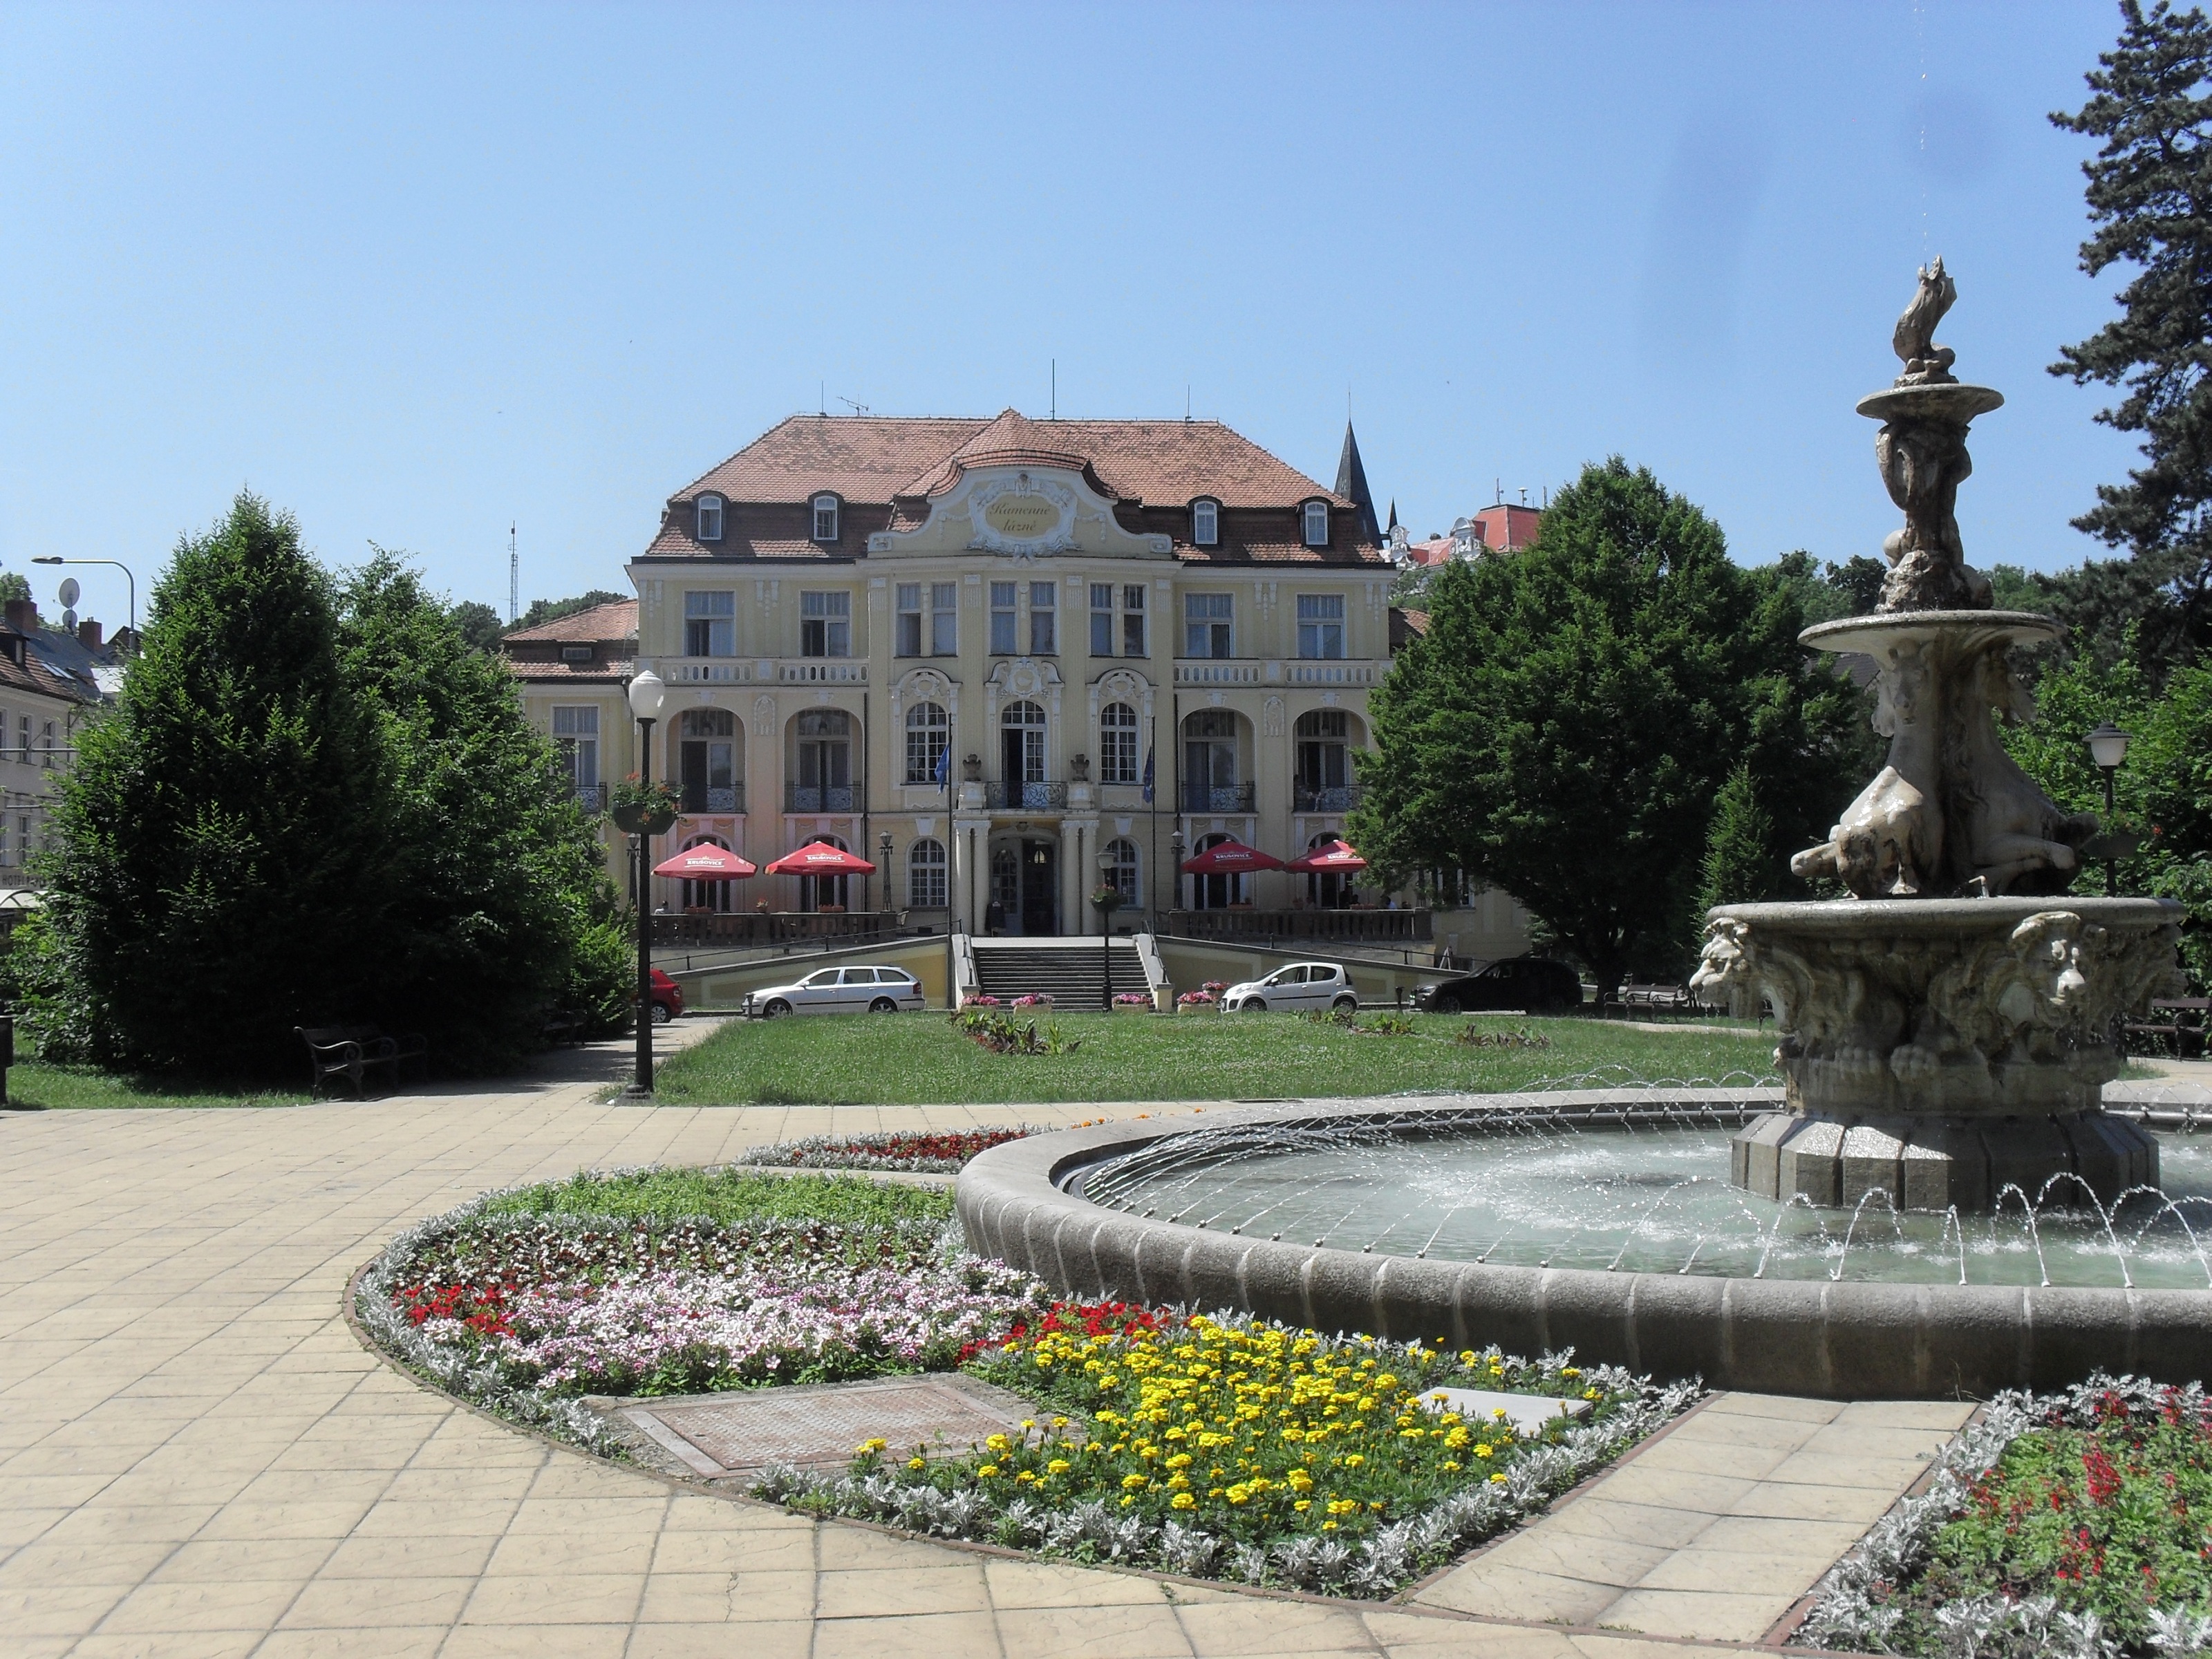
1, 1061, 310, 1110
649, 1010, 1782, 1106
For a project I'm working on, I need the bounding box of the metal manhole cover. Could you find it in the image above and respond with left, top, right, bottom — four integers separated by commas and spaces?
611, 1373, 1039, 1477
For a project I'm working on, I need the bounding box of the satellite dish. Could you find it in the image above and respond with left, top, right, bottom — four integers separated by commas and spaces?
57, 578, 79, 608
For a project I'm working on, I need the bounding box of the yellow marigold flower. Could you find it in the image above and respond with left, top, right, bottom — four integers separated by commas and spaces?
1170, 1491, 1196, 1510
1342, 1453, 1366, 1468
1047, 1459, 1070, 1474
1165, 1452, 1193, 1470
1584, 1387, 1602, 1400
1052, 1416, 1069, 1429
908, 1456, 927, 1471
1293, 1499, 1311, 1512
1492, 1407, 1509, 1419
1322, 1519, 1338, 1530
856, 1438, 887, 1455
1015, 1470, 1036, 1483
1445, 1427, 1470, 1449
1400, 1429, 1425, 1440
1442, 1461, 1461, 1472
1459, 1350, 1477, 1365
1561, 1367, 1581, 1379
1490, 1472, 1508, 1483
1474, 1443, 1494, 1459
1167, 1472, 1190, 1490
1226, 1485, 1250, 1505
986, 1434, 1011, 1452
1121, 1472, 1150, 1491
978, 1464, 1000, 1477
1375, 1374, 1398, 1389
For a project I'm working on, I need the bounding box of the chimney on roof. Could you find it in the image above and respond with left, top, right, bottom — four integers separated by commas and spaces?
78, 619, 103, 651
3, 598, 37, 637
1333, 423, 1381, 545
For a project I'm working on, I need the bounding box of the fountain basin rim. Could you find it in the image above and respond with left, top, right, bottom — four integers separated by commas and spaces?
1854, 382, 2005, 423
1705, 895, 2181, 933
1799, 609, 2058, 655
956, 1089, 2212, 1400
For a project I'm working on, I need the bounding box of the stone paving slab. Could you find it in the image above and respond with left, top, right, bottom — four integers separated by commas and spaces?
1414, 1390, 1973, 1641
0, 1040, 1978, 1656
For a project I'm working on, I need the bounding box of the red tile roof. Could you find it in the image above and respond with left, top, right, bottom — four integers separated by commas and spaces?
676, 412, 1353, 513
502, 599, 636, 644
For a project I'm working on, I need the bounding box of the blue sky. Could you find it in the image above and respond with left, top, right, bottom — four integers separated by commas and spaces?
0, 1, 2137, 630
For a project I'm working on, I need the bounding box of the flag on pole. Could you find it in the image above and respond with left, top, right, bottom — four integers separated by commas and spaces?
1141, 747, 1154, 803
934, 741, 950, 785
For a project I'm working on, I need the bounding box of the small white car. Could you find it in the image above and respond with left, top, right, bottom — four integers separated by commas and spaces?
1219, 962, 1358, 1014
745, 966, 928, 1018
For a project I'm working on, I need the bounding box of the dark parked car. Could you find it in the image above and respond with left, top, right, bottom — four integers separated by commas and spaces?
1413, 957, 1582, 1015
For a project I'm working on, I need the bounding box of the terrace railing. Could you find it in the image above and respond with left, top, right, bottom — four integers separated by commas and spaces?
1165, 907, 1432, 944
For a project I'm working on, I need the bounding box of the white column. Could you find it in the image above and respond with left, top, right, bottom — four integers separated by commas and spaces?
1062, 819, 1097, 937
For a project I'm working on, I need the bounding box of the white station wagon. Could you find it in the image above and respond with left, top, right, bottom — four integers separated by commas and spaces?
744, 966, 928, 1018
1218, 962, 1358, 1014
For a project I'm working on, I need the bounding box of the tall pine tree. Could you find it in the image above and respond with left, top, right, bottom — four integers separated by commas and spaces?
2047, 0, 2212, 682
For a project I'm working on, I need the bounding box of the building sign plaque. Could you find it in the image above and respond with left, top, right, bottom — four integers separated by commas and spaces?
982, 494, 1062, 539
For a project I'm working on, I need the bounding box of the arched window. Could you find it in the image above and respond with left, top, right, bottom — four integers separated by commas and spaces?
1190, 830, 1244, 910
1098, 702, 1139, 784
1294, 708, 1350, 812
904, 701, 949, 785
1302, 500, 1331, 547
1105, 836, 1139, 904
1190, 497, 1220, 547
812, 494, 841, 542
675, 707, 740, 813
908, 837, 948, 908
791, 710, 852, 812
1000, 700, 1046, 787
696, 494, 724, 541
677, 834, 738, 914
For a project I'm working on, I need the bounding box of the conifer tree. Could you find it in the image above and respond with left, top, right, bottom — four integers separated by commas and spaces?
2048, 0, 2212, 679
43, 494, 391, 1072
1696, 762, 1778, 917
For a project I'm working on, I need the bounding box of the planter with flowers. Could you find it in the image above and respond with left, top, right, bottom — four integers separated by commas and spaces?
609, 775, 681, 836
1113, 992, 1152, 1014
1178, 980, 1229, 1013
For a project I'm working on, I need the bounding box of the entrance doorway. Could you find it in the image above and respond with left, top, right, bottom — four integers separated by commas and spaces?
1018, 838, 1057, 936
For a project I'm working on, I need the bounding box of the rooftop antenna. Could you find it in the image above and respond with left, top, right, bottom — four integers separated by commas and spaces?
1050, 359, 1056, 420
508, 523, 518, 626
838, 395, 870, 415
818, 380, 825, 416
1519, 488, 1528, 507
1494, 477, 1502, 505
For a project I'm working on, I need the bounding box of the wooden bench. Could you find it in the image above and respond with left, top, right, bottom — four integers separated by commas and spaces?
2125, 997, 2209, 1060
297, 1026, 428, 1098
540, 1009, 590, 1046
1615, 983, 1701, 1019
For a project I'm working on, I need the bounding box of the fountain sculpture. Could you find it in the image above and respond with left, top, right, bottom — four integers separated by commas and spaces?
1691, 259, 2184, 1210
955, 264, 2209, 1399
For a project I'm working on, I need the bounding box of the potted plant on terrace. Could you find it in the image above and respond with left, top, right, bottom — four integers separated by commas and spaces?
610, 774, 680, 836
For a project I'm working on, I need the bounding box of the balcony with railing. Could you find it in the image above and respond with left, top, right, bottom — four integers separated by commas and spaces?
1180, 782, 1255, 814
1172, 658, 1381, 688
679, 782, 746, 814
663, 657, 868, 686
785, 782, 856, 813
983, 779, 1070, 811
1293, 783, 1365, 814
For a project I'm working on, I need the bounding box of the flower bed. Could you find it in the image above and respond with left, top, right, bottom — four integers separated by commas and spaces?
355, 1174, 1049, 1453
758, 1300, 1696, 1597
1799, 1375, 2212, 1659
740, 1127, 1036, 1173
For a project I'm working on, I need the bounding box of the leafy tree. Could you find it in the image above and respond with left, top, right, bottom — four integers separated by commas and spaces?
2005, 639, 2212, 989
449, 599, 505, 653
510, 590, 627, 633
335, 552, 616, 1067
1696, 762, 1780, 915
40, 493, 391, 1073
1351, 458, 1866, 995
0, 570, 28, 603
2047, 0, 2212, 684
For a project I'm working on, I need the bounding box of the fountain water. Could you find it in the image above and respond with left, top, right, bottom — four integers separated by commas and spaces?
957, 267, 2207, 1397
1691, 259, 2183, 1211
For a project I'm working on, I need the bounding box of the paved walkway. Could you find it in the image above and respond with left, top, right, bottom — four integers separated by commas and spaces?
1, 1031, 1968, 1658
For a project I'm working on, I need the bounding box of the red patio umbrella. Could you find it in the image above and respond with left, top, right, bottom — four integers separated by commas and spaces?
1285, 838, 1368, 874
653, 844, 757, 880
1180, 838, 1285, 874
765, 839, 878, 875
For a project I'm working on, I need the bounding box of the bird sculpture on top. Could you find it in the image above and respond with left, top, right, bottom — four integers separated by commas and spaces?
1892, 255, 1958, 387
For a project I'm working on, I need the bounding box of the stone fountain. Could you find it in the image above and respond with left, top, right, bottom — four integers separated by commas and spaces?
1691, 259, 2185, 1211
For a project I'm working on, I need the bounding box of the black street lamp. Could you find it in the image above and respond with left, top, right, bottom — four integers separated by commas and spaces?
879, 832, 894, 930
2086, 721, 2133, 897
32, 556, 137, 640
1095, 847, 1121, 1009
624, 669, 668, 1097
1169, 828, 1186, 916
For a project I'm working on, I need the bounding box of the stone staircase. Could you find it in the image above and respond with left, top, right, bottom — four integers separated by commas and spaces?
971, 939, 1148, 1010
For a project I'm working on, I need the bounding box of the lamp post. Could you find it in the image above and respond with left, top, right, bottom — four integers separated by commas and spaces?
2086, 721, 2132, 897
625, 669, 668, 1097
878, 832, 894, 931
31, 556, 136, 641
1169, 828, 1186, 917
1096, 847, 1121, 1009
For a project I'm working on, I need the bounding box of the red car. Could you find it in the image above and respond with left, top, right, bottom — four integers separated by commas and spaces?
648, 968, 684, 1024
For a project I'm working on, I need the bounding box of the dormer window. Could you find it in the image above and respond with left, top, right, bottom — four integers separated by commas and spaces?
812, 494, 841, 543
1302, 500, 1331, 547
1190, 498, 1220, 547
696, 494, 724, 541
561, 644, 594, 664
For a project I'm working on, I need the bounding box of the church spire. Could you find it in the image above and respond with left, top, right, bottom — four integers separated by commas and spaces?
1334, 422, 1381, 545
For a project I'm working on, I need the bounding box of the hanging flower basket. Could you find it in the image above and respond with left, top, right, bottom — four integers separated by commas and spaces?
610, 775, 680, 836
